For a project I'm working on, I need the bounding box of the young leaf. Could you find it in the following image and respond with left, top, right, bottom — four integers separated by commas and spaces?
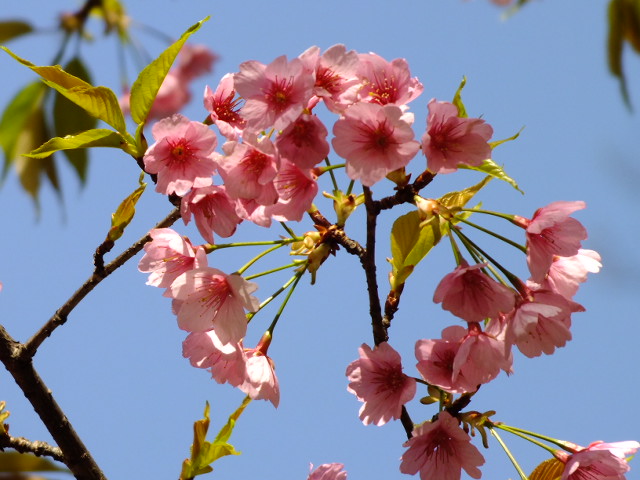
528, 457, 564, 480
25, 129, 129, 159
461, 159, 523, 193
390, 210, 442, 280
0, 81, 46, 174
107, 173, 146, 242
608, 0, 631, 108
1, 47, 128, 134
452, 76, 468, 118
129, 17, 209, 126
53, 57, 97, 184
0, 452, 70, 474
438, 175, 492, 212
0, 20, 33, 43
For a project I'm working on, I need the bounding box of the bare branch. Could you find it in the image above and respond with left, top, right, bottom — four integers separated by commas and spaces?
23, 207, 180, 357
0, 434, 65, 463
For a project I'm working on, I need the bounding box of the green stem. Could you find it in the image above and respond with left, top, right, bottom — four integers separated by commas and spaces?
279, 222, 298, 239
244, 262, 304, 281
489, 426, 530, 480
460, 208, 517, 223
455, 216, 527, 253
206, 239, 293, 253
324, 157, 340, 192
493, 423, 569, 452
267, 270, 304, 333
345, 180, 355, 196
236, 244, 285, 275
246, 269, 305, 322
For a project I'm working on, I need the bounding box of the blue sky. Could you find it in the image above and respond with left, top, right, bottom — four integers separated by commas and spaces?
1, 1, 639, 479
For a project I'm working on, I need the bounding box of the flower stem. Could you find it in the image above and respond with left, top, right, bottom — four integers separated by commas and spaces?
493, 423, 570, 452
489, 426, 530, 480
267, 270, 304, 334
247, 268, 305, 322
244, 261, 305, 281
323, 157, 340, 192
454, 216, 527, 253
236, 244, 285, 275
205, 238, 294, 253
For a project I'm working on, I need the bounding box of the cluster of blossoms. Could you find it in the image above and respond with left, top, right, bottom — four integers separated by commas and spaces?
135, 43, 635, 480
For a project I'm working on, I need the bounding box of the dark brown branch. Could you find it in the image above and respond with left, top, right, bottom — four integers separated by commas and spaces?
24, 207, 180, 358
361, 187, 387, 346
0, 326, 104, 479
0, 433, 64, 463
374, 170, 436, 212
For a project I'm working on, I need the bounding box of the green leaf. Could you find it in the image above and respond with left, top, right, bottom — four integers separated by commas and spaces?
13, 106, 60, 209
608, 0, 631, 108
0, 82, 46, 176
0, 401, 9, 433
53, 57, 97, 183
452, 76, 468, 118
488, 126, 523, 150
390, 210, 442, 289
438, 175, 492, 212
1, 46, 128, 134
0, 20, 33, 43
129, 17, 209, 126
107, 173, 146, 242
0, 452, 70, 474
180, 397, 250, 480
25, 129, 129, 159
529, 457, 564, 480
461, 158, 523, 193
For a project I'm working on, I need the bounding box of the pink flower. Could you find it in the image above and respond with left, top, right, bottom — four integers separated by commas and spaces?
400, 411, 485, 480
421, 99, 493, 174
143, 114, 218, 196
268, 160, 318, 222
239, 333, 280, 407
505, 285, 584, 358
138, 228, 207, 289
332, 103, 420, 186
345, 342, 416, 426
558, 441, 640, 480
433, 261, 516, 323
215, 136, 279, 205
234, 198, 274, 228
168, 268, 260, 344
204, 73, 246, 140
307, 463, 348, 480
515, 201, 588, 283
300, 44, 361, 113
415, 325, 511, 394
234, 55, 315, 131
356, 52, 423, 106
542, 249, 602, 299
120, 71, 191, 121
175, 44, 218, 82
275, 113, 330, 169
181, 185, 242, 244
182, 330, 246, 387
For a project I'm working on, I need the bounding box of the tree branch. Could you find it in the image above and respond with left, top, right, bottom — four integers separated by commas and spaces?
23, 207, 180, 358
0, 433, 65, 463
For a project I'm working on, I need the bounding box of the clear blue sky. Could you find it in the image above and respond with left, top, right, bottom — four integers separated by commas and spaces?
1, 1, 639, 479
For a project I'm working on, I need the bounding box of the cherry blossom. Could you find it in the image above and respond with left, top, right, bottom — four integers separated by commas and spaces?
275, 113, 330, 169
505, 284, 584, 358
138, 228, 207, 289
345, 342, 416, 426
538, 249, 602, 300
168, 268, 260, 344
268, 160, 318, 222
182, 330, 246, 387
307, 463, 348, 480
180, 185, 242, 244
234, 55, 315, 132
175, 44, 218, 82
332, 102, 420, 186
416, 325, 511, 394
421, 99, 493, 174
239, 333, 280, 407
300, 44, 361, 113
356, 52, 423, 106
433, 261, 516, 323
400, 411, 484, 480
514, 201, 588, 283
204, 73, 246, 140
215, 136, 279, 206
557, 440, 640, 480
143, 114, 218, 196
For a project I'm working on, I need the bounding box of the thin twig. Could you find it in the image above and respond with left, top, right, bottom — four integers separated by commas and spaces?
0, 434, 65, 463
24, 207, 180, 358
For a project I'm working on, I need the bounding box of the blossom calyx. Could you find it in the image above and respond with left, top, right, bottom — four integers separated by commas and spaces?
323, 190, 364, 227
